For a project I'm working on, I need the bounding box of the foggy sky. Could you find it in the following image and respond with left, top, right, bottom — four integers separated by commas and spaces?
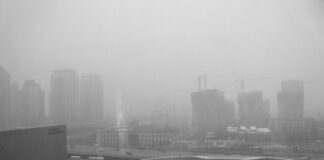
1, 0, 324, 118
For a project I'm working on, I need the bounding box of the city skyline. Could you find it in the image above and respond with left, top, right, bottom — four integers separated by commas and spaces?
0, 64, 322, 126
1, 0, 324, 159
1, 64, 318, 133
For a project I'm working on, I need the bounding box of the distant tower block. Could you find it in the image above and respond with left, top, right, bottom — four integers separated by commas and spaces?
79, 74, 104, 124
238, 90, 270, 127
20, 80, 45, 127
277, 80, 304, 120
191, 89, 234, 132
0, 66, 11, 130
50, 70, 79, 126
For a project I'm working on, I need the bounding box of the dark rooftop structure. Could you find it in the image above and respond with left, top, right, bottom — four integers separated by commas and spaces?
0, 125, 67, 160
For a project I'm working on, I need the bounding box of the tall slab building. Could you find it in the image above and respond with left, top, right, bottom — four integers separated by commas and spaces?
277, 80, 304, 119
50, 70, 79, 126
11, 82, 22, 128
79, 74, 104, 124
0, 66, 11, 130
238, 90, 270, 127
191, 89, 234, 132
274, 80, 314, 146
20, 80, 45, 127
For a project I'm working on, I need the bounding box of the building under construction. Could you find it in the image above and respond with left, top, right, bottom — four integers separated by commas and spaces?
277, 80, 304, 120
238, 90, 270, 127
191, 89, 234, 132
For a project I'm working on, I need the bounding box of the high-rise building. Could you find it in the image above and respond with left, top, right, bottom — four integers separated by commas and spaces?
50, 70, 79, 126
0, 66, 11, 130
191, 89, 234, 132
277, 80, 304, 120
271, 118, 315, 146
275, 80, 308, 146
79, 74, 104, 124
238, 91, 270, 127
20, 80, 45, 127
11, 82, 22, 128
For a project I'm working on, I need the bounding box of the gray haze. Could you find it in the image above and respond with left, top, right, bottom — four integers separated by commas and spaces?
1, 0, 324, 118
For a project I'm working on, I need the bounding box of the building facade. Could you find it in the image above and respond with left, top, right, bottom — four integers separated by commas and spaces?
137, 131, 174, 148
238, 91, 270, 127
79, 74, 104, 124
191, 89, 234, 132
98, 129, 130, 147
0, 66, 11, 130
98, 127, 177, 149
272, 118, 316, 146
204, 139, 239, 148
275, 80, 315, 145
50, 70, 79, 126
277, 80, 304, 120
20, 80, 45, 127
11, 82, 22, 128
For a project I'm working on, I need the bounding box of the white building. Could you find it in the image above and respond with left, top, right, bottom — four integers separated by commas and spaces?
138, 132, 174, 148
98, 129, 129, 147
204, 139, 239, 148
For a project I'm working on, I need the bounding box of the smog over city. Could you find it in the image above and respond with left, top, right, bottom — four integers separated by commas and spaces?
1, 0, 324, 160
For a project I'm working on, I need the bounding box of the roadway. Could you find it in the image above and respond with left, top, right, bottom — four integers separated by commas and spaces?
67, 145, 275, 160
67, 146, 324, 160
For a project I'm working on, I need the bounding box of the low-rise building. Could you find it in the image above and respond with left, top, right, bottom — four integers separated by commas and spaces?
178, 141, 199, 149
133, 126, 178, 148
204, 139, 239, 148
97, 126, 178, 149
98, 128, 130, 147
138, 132, 173, 148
